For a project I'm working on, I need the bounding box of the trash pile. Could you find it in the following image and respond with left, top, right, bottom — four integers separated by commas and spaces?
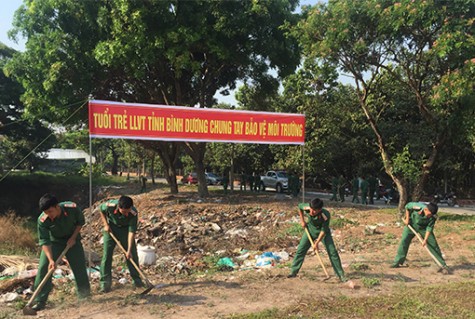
78, 192, 298, 278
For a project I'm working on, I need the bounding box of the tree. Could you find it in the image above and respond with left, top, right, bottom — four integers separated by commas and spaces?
0, 43, 54, 173
7, 0, 301, 196
295, 0, 475, 211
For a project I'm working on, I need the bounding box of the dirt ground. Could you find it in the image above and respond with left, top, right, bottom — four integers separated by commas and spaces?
3, 184, 475, 318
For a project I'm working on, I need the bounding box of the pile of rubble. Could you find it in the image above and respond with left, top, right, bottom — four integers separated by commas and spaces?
81, 191, 298, 277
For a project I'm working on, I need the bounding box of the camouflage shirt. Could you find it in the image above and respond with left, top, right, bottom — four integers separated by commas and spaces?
406, 202, 436, 232
37, 201, 85, 246
100, 199, 138, 232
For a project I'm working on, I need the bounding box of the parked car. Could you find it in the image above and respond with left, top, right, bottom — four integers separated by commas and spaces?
181, 172, 198, 184
260, 170, 288, 193
205, 172, 222, 185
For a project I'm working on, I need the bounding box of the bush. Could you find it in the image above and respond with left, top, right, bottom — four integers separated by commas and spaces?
0, 213, 37, 255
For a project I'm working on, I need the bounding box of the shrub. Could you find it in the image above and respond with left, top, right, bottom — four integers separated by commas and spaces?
0, 213, 37, 255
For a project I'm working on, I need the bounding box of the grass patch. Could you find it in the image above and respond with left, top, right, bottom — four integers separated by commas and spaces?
0, 213, 37, 255
350, 263, 370, 272
1, 171, 131, 187
226, 281, 475, 319
228, 308, 280, 319
437, 214, 475, 222
276, 222, 302, 239
361, 277, 381, 288
330, 217, 357, 229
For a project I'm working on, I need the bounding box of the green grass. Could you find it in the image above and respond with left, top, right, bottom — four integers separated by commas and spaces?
361, 277, 381, 288
330, 217, 357, 229
225, 281, 475, 319
1, 171, 133, 187
276, 222, 302, 239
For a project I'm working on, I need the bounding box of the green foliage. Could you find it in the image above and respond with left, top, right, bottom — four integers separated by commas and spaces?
361, 277, 381, 288
392, 146, 422, 184
0, 43, 55, 172
293, 0, 475, 200
276, 223, 302, 239
350, 263, 370, 272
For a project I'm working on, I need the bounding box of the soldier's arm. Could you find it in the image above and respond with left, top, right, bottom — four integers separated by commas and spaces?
315, 212, 330, 248
126, 208, 139, 259
67, 225, 82, 247
99, 203, 110, 232
42, 245, 55, 270
126, 231, 135, 259
38, 219, 55, 269
297, 203, 308, 228
404, 209, 410, 225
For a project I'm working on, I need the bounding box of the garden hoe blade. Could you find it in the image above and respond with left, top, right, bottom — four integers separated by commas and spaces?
107, 231, 156, 295
140, 283, 154, 295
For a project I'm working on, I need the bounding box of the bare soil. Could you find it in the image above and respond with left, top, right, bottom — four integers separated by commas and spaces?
3, 185, 475, 318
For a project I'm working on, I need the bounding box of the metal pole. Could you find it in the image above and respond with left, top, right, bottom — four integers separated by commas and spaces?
302, 144, 305, 203
88, 133, 93, 276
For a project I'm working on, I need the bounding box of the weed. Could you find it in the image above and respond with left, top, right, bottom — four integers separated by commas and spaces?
331, 217, 357, 229
276, 223, 302, 239
456, 255, 469, 264
119, 294, 140, 306
350, 262, 370, 272
361, 277, 381, 288
228, 307, 280, 318
462, 234, 475, 241
383, 233, 397, 245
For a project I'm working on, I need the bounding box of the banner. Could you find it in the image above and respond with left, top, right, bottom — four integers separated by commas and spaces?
89, 100, 305, 145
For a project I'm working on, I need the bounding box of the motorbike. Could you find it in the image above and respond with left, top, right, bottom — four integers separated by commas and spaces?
433, 191, 457, 207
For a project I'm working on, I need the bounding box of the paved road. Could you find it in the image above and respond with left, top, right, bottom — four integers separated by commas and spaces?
153, 179, 475, 216
302, 190, 475, 216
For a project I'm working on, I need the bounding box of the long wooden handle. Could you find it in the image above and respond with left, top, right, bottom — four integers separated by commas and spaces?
26, 245, 70, 307
406, 224, 444, 269
108, 231, 152, 286
304, 227, 330, 278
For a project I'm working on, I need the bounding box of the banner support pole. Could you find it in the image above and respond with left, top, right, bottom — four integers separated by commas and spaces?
302, 144, 305, 204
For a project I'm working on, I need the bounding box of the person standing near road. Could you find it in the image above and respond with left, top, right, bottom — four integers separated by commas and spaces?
368, 174, 377, 204
390, 202, 449, 273
338, 175, 346, 202
240, 172, 247, 191
222, 171, 229, 194
99, 195, 144, 293
288, 171, 300, 197
287, 198, 347, 282
360, 176, 369, 205
330, 176, 339, 201
254, 172, 261, 192
351, 176, 360, 203
31, 194, 91, 311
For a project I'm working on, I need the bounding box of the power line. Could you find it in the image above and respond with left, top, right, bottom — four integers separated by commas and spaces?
0, 99, 88, 183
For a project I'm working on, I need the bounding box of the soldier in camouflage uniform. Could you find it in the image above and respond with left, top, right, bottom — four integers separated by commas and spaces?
99, 195, 144, 292
288, 198, 346, 282
31, 194, 90, 311
391, 202, 449, 273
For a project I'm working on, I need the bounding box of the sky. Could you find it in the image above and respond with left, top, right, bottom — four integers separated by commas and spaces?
0, 0, 322, 105
0, 0, 25, 51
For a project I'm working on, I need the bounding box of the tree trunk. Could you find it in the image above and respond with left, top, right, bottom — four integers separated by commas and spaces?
155, 142, 180, 194
355, 83, 407, 214
150, 153, 155, 185
412, 134, 443, 201
110, 146, 119, 175
184, 142, 209, 197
